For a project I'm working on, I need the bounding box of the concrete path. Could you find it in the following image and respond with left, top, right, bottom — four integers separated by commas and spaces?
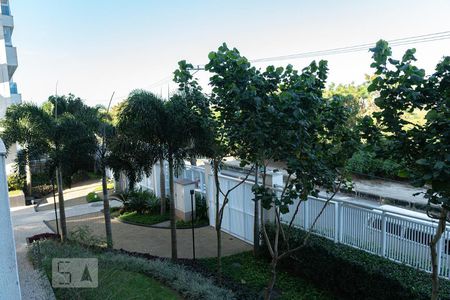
14, 221, 56, 300
11, 198, 122, 300
45, 212, 252, 259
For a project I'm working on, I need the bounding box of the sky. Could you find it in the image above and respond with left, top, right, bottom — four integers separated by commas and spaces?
10, 0, 450, 107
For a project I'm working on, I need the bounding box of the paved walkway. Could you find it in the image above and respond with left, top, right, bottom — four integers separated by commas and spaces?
13, 220, 56, 300
11, 196, 122, 300
36, 179, 102, 211
45, 212, 252, 259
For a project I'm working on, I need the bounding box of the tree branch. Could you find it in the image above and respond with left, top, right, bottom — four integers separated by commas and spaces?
278, 184, 341, 261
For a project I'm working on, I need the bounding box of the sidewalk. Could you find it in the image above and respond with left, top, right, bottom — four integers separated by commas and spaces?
10, 180, 122, 300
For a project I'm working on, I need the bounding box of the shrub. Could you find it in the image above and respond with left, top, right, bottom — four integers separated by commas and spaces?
195, 192, 208, 221
7, 172, 25, 191
86, 192, 101, 203
346, 149, 404, 179
68, 225, 105, 247
31, 184, 53, 198
263, 224, 450, 300
118, 188, 161, 214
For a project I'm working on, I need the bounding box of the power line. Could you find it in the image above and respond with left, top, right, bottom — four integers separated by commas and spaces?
96, 31, 450, 103
250, 31, 450, 63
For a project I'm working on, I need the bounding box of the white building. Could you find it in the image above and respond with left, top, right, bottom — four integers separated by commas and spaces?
0, 0, 21, 173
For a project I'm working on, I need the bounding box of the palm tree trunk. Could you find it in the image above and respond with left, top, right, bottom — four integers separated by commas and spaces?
25, 151, 32, 196
56, 166, 67, 241
159, 158, 166, 215
168, 153, 177, 259
102, 166, 113, 248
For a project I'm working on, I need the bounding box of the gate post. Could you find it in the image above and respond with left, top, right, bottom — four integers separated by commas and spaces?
0, 139, 21, 299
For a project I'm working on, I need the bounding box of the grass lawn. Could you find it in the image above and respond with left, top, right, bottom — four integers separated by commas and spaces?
118, 211, 169, 225
93, 183, 114, 192
200, 252, 334, 300
8, 189, 23, 197
49, 267, 179, 300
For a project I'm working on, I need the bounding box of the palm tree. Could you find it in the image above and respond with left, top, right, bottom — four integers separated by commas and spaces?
112, 90, 209, 259
1, 103, 52, 196
44, 94, 98, 241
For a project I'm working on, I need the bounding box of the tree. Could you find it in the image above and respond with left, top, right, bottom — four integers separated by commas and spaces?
95, 100, 115, 249
113, 89, 208, 259
44, 94, 98, 241
174, 58, 253, 280
249, 60, 357, 299
205, 44, 281, 255
1, 103, 52, 195
368, 40, 450, 300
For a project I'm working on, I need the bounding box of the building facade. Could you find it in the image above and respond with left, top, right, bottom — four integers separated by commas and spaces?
0, 0, 21, 173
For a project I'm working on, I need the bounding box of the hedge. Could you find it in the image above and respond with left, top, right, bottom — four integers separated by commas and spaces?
263, 225, 450, 300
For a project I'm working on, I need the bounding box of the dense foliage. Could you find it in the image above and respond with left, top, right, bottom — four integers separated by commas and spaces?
263, 225, 450, 300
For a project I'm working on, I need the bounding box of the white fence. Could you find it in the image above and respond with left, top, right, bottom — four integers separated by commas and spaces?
122, 162, 450, 279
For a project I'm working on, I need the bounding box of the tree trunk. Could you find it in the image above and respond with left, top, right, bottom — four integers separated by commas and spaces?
213, 160, 223, 282
56, 166, 67, 241
253, 164, 260, 255
168, 153, 177, 259
102, 167, 113, 248
25, 151, 32, 196
159, 158, 166, 215
265, 258, 278, 300
430, 208, 447, 300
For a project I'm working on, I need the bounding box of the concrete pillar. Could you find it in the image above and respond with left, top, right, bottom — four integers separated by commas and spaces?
0, 139, 21, 299
174, 178, 197, 221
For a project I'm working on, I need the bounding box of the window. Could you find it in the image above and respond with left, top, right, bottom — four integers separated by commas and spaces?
3, 26, 12, 46
1, 0, 10, 16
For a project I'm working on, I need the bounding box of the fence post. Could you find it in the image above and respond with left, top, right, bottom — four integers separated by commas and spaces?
0, 139, 22, 299
203, 162, 214, 226
334, 201, 339, 243
304, 199, 310, 229
437, 228, 444, 277
269, 171, 283, 223
338, 202, 344, 243
381, 211, 387, 257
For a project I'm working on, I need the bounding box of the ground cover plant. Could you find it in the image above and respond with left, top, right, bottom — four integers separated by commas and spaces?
200, 251, 333, 300
29, 239, 236, 300
263, 224, 450, 300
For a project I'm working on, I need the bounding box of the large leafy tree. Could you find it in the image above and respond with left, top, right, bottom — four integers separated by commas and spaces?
254, 60, 358, 299
369, 40, 450, 300
205, 44, 281, 254
174, 59, 252, 280
1, 103, 52, 195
